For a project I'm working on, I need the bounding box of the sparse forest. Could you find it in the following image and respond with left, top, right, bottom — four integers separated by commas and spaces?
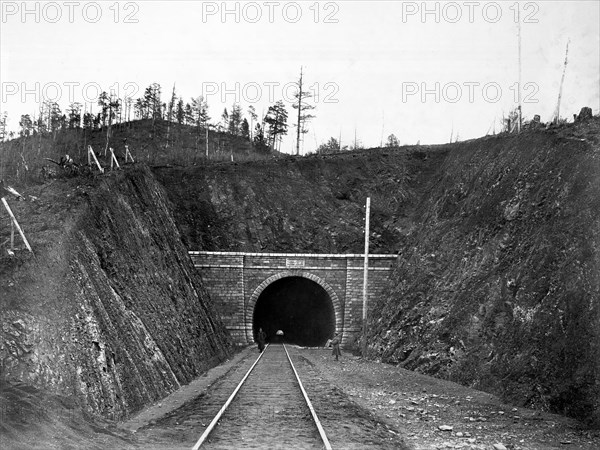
0, 73, 322, 184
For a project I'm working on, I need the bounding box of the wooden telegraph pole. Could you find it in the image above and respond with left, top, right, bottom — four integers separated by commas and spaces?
361, 197, 371, 357
206, 126, 209, 159
517, 18, 522, 132
554, 40, 570, 124
296, 66, 303, 156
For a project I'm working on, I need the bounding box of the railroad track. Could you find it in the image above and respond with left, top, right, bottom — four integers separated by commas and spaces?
192, 344, 332, 449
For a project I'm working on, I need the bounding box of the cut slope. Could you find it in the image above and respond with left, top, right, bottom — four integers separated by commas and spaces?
368, 123, 600, 426
0, 166, 232, 428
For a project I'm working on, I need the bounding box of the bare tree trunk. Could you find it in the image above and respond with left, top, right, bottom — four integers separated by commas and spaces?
296, 66, 303, 156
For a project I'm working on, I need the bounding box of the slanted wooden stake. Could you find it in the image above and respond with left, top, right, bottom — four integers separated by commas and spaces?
88, 145, 104, 173
2, 197, 32, 253
109, 147, 120, 170
10, 219, 15, 251
124, 145, 134, 163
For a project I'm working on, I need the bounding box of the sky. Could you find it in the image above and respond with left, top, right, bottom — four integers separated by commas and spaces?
1, 0, 599, 153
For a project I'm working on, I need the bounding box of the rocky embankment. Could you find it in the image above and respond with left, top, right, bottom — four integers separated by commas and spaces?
368, 124, 600, 426
0, 167, 232, 425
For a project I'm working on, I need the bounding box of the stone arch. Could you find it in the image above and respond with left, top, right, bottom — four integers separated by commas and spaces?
246, 270, 343, 343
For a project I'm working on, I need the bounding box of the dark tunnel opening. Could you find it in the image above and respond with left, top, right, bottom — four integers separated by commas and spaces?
253, 276, 336, 347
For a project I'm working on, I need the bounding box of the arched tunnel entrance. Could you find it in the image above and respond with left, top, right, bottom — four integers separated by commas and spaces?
252, 276, 335, 347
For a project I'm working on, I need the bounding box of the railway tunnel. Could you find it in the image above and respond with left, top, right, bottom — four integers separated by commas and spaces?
252, 276, 336, 347
190, 251, 397, 346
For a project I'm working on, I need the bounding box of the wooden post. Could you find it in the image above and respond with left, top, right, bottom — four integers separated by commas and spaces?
88, 146, 104, 173
124, 145, 134, 163
110, 148, 120, 170
2, 197, 32, 253
361, 197, 371, 357
296, 66, 303, 156
517, 18, 522, 133
554, 40, 570, 124
10, 219, 15, 251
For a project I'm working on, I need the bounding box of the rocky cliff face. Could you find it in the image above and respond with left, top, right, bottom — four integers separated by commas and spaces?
368, 128, 600, 426
0, 167, 232, 420
156, 119, 599, 426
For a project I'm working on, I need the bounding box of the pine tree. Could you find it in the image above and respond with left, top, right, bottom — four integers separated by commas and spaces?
221, 108, 229, 132
0, 112, 7, 141
241, 118, 250, 139
134, 97, 148, 119
385, 134, 400, 148
167, 85, 177, 123
141, 83, 162, 128
253, 123, 269, 152
48, 102, 63, 134
184, 103, 194, 126
83, 112, 95, 131
317, 137, 341, 154
67, 103, 82, 128
19, 114, 33, 137
228, 103, 242, 135
176, 98, 185, 124
123, 97, 133, 123
37, 101, 52, 134
191, 96, 210, 128
98, 92, 110, 127
264, 100, 288, 151
247, 105, 257, 139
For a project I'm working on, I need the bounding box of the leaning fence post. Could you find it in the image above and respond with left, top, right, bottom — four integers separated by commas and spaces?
10, 219, 15, 251
2, 197, 33, 253
88, 145, 105, 173
125, 145, 134, 163
110, 147, 120, 170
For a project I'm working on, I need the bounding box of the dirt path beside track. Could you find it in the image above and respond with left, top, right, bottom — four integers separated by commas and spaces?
299, 348, 600, 450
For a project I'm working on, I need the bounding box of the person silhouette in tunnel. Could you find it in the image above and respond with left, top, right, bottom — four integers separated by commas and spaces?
257, 328, 266, 353
331, 332, 342, 361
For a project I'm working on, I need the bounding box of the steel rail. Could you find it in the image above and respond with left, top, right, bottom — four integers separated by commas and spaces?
191, 344, 269, 450
191, 343, 332, 449
282, 344, 333, 450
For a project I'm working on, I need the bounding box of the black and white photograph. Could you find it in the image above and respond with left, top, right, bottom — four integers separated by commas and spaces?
1, 1, 599, 448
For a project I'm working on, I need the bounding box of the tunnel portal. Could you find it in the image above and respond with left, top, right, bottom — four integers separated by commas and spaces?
252, 276, 335, 347
191, 251, 398, 346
